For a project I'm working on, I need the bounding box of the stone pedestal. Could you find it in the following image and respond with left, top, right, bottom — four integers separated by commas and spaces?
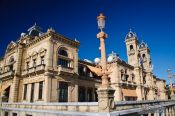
97, 87, 115, 112
171, 95, 175, 100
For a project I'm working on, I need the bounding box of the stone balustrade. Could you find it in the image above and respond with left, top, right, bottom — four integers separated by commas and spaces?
1, 102, 98, 112
35, 64, 45, 72
22, 64, 45, 76
0, 70, 14, 78
57, 65, 74, 75
1, 100, 175, 116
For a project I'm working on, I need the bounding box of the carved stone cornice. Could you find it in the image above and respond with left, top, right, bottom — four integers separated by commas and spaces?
26, 30, 80, 48
49, 31, 80, 47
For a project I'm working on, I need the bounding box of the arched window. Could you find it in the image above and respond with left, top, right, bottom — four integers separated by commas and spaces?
121, 69, 124, 80
58, 49, 69, 67
132, 74, 135, 82
142, 54, 146, 61
130, 45, 134, 51
59, 49, 68, 57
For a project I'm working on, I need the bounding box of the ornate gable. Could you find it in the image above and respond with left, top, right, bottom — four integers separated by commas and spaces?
6, 41, 17, 52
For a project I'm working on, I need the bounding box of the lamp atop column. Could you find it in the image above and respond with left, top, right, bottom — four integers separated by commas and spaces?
97, 13, 106, 32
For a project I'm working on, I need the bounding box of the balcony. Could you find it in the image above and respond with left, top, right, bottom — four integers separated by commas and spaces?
57, 65, 74, 75
22, 64, 45, 76
35, 64, 45, 72
0, 70, 15, 78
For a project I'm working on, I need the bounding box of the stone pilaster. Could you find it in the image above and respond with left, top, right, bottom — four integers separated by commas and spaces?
134, 66, 142, 100
46, 39, 55, 71
74, 48, 78, 74
44, 72, 51, 102
97, 87, 115, 112
9, 76, 19, 102
74, 84, 78, 102
9, 43, 24, 102
166, 108, 169, 116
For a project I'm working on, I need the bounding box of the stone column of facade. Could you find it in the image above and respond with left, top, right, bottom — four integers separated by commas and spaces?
68, 83, 72, 102
134, 66, 142, 100
46, 39, 55, 71
74, 84, 78, 102
146, 72, 154, 100
166, 108, 169, 116
169, 107, 172, 116
172, 106, 175, 116
44, 72, 51, 102
74, 48, 78, 74
9, 43, 23, 102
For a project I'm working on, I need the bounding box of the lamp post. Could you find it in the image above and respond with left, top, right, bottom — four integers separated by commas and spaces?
167, 69, 174, 96
96, 13, 115, 112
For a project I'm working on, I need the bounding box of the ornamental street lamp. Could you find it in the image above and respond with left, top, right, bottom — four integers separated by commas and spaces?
96, 13, 115, 112
96, 13, 110, 88
167, 69, 174, 96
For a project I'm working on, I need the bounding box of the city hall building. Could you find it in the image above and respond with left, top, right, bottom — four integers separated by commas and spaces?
0, 24, 167, 106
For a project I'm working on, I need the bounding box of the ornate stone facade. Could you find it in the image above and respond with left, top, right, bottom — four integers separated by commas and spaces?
0, 24, 167, 106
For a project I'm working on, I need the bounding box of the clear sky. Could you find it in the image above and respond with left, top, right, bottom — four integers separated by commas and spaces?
0, 0, 175, 83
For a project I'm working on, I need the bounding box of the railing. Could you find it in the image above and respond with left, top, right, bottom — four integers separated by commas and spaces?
0, 70, 15, 78
35, 64, 45, 72
22, 64, 45, 76
1, 100, 175, 116
116, 100, 174, 109
120, 80, 137, 86
57, 65, 74, 75
1, 102, 98, 113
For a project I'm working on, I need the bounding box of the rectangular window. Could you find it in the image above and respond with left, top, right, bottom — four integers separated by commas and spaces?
26, 62, 29, 70
38, 81, 43, 99
33, 59, 36, 67
26, 114, 32, 116
59, 82, 68, 102
30, 83, 35, 102
12, 113, 17, 116
23, 84, 27, 100
41, 57, 44, 64
4, 112, 8, 116
78, 86, 86, 102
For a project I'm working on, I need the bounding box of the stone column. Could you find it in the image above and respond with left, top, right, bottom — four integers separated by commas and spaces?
73, 48, 78, 74
97, 87, 115, 112
10, 43, 24, 102
44, 72, 51, 102
169, 107, 172, 116
165, 107, 169, 116
114, 84, 122, 101
68, 83, 72, 102
134, 66, 142, 100
74, 84, 78, 102
172, 107, 174, 116
9, 76, 19, 102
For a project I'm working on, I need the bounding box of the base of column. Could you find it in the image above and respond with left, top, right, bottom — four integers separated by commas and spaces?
171, 95, 175, 100
97, 87, 115, 112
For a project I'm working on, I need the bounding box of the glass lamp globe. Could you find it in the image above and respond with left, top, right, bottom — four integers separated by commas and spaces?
97, 13, 106, 31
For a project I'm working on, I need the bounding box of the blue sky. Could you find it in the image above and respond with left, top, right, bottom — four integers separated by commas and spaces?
0, 0, 175, 83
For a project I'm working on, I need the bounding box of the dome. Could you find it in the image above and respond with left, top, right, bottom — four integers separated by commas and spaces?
94, 58, 100, 64
107, 55, 114, 63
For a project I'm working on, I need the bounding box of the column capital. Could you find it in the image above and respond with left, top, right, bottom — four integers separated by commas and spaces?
97, 31, 108, 39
